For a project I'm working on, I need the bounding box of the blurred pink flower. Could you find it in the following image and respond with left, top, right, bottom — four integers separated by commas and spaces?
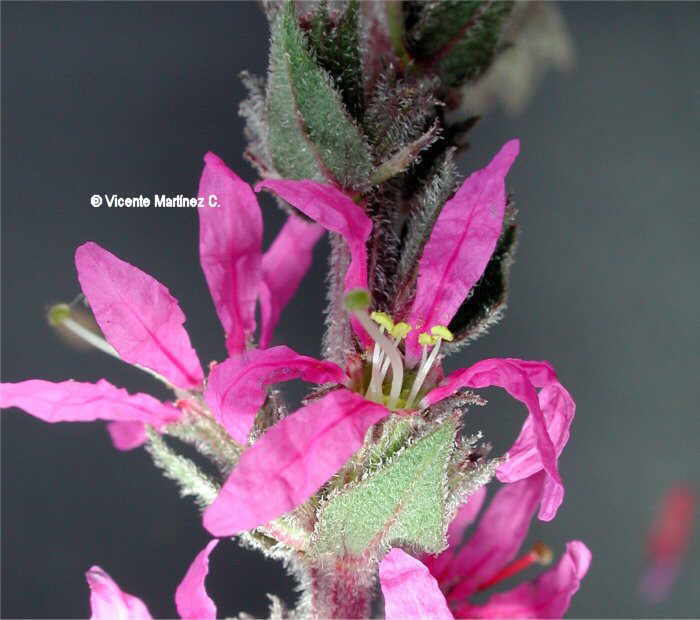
641, 484, 696, 603
380, 474, 591, 619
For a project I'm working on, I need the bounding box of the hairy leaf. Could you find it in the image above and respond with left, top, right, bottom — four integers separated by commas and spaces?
409, 1, 514, 89
312, 421, 456, 555
267, 2, 371, 187
306, 0, 364, 120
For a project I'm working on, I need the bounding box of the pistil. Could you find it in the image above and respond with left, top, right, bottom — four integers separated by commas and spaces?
475, 542, 553, 593
48, 303, 171, 387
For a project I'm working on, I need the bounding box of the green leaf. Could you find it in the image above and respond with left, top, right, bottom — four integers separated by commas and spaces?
307, 0, 364, 120
266, 2, 371, 187
312, 420, 456, 556
410, 0, 514, 88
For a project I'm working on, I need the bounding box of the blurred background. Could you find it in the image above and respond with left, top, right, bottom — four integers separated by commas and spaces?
2, 2, 699, 617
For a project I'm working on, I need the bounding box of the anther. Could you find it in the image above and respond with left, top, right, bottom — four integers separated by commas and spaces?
430, 325, 454, 342
390, 322, 412, 340
371, 311, 394, 332
418, 332, 436, 346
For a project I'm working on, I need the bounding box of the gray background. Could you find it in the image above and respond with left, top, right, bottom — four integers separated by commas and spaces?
2, 2, 699, 618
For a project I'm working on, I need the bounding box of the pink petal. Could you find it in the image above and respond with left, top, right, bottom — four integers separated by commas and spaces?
203, 389, 388, 535
198, 152, 263, 355
205, 346, 347, 444
175, 540, 218, 620
86, 566, 152, 620
0, 379, 180, 427
453, 541, 591, 619
255, 179, 372, 347
107, 421, 148, 451
75, 242, 203, 389
380, 548, 453, 620
445, 475, 545, 602
499, 382, 575, 483
423, 486, 488, 580
260, 215, 324, 348
424, 358, 562, 520
405, 140, 519, 364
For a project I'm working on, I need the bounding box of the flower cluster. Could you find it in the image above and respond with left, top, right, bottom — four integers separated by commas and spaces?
1, 140, 590, 617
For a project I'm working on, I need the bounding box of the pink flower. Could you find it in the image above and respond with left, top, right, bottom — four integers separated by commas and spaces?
640, 484, 696, 603
380, 475, 592, 619
86, 540, 218, 619
0, 152, 323, 451
204, 140, 575, 536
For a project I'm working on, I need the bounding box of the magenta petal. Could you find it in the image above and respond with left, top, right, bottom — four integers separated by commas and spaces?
446, 475, 545, 601
175, 540, 218, 620
203, 389, 388, 535
255, 179, 372, 346
260, 216, 324, 348
499, 382, 575, 483
0, 379, 180, 427
423, 486, 487, 581
424, 358, 562, 520
107, 421, 148, 451
405, 140, 519, 364
75, 242, 203, 389
86, 566, 152, 620
205, 346, 347, 444
454, 541, 592, 619
198, 152, 263, 355
380, 548, 454, 620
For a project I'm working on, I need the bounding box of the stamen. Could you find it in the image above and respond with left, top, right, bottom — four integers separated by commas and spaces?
431, 325, 454, 342
418, 332, 436, 347
405, 337, 439, 408
475, 542, 553, 593
377, 324, 412, 388
345, 291, 404, 409
390, 321, 411, 340
48, 303, 171, 387
371, 311, 394, 332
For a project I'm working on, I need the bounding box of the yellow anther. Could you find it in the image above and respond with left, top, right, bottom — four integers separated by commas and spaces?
418, 332, 436, 346
430, 325, 454, 342
390, 322, 412, 340
370, 311, 394, 332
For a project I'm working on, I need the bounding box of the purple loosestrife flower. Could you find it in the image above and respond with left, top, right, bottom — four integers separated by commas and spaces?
200, 140, 575, 537
0, 152, 324, 451
380, 474, 591, 619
